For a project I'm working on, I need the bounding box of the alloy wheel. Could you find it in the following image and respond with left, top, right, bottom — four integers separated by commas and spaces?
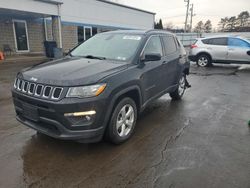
116, 104, 135, 137
178, 75, 186, 96
198, 56, 209, 67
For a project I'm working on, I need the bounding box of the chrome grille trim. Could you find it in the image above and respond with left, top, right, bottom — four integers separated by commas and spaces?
51, 87, 63, 100
34, 84, 44, 96
28, 83, 36, 95
14, 78, 64, 100
22, 81, 29, 93
14, 78, 17, 89
17, 79, 22, 91
42, 86, 52, 98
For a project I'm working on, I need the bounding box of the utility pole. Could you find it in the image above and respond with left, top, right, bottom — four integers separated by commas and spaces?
190, 4, 195, 32
184, 0, 190, 33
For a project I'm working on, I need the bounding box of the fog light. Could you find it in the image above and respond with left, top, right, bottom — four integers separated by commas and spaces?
64, 110, 96, 117
64, 111, 96, 126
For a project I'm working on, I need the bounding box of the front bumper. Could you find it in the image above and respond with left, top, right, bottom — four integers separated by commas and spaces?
12, 89, 108, 142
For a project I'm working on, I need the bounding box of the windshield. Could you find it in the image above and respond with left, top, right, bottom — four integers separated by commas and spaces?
71, 33, 143, 61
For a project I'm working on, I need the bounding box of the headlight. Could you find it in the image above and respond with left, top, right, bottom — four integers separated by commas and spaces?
66, 83, 106, 98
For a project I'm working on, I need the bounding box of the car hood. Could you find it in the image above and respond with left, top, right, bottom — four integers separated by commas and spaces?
19, 57, 129, 86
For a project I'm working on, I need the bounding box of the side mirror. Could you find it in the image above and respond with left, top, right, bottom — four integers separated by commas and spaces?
247, 51, 250, 56
141, 53, 161, 62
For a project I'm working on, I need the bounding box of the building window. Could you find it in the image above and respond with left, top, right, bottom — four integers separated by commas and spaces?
84, 27, 92, 41
77, 26, 84, 44
77, 26, 93, 43
92, 27, 98, 36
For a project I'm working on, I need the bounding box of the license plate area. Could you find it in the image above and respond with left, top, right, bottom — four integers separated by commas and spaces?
22, 103, 39, 122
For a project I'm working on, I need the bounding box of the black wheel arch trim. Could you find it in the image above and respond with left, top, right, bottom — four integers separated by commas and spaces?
196, 52, 213, 62
102, 85, 143, 131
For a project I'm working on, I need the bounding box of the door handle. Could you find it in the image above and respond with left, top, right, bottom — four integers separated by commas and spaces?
162, 61, 167, 64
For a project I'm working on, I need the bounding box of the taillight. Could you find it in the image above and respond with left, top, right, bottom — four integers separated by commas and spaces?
190, 44, 198, 49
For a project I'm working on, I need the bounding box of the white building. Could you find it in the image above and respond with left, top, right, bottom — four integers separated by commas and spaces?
0, 0, 155, 55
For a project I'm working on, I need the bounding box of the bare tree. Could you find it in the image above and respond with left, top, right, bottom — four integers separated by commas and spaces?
204, 20, 212, 33
194, 21, 204, 33
227, 16, 238, 31
218, 11, 250, 32
218, 17, 229, 32
238, 11, 250, 27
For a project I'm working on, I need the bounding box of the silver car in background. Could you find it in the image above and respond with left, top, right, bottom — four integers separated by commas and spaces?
189, 36, 250, 67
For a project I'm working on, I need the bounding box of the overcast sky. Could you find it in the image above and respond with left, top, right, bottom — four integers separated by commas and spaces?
117, 0, 250, 29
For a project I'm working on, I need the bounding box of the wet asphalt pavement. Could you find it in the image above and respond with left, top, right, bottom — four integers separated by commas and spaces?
0, 61, 250, 188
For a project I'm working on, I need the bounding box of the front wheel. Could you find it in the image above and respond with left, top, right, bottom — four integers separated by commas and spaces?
106, 97, 137, 144
170, 74, 186, 100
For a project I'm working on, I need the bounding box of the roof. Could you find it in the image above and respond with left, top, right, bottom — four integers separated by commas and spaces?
96, 0, 156, 15
101, 29, 173, 35
197, 35, 246, 40
34, 0, 63, 5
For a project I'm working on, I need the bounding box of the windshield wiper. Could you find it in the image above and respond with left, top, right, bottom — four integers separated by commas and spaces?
83, 55, 106, 60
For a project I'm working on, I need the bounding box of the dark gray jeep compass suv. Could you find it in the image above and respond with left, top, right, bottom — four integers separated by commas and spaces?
12, 30, 190, 144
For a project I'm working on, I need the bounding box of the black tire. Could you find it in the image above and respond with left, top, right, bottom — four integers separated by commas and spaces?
170, 74, 186, 100
196, 54, 212, 67
106, 97, 137, 144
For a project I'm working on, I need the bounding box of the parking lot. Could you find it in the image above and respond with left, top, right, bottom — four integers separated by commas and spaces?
0, 61, 250, 188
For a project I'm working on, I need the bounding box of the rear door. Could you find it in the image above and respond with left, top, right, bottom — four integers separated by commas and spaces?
161, 35, 179, 88
227, 38, 250, 63
205, 37, 228, 61
140, 35, 165, 101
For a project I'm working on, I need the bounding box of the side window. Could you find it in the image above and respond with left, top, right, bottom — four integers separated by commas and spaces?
202, 39, 211, 44
162, 36, 177, 55
228, 38, 249, 48
143, 36, 163, 56
210, 38, 227, 46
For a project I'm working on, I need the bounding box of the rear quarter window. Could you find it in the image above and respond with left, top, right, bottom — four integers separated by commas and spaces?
202, 39, 210, 44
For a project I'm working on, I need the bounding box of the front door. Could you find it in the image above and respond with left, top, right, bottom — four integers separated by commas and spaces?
227, 37, 250, 63
13, 20, 29, 52
140, 35, 165, 102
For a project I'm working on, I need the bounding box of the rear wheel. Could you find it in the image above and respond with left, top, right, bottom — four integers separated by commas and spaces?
170, 74, 186, 100
196, 54, 211, 67
106, 97, 137, 144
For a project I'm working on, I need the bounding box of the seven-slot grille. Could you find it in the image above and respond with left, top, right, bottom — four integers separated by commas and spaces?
14, 78, 63, 100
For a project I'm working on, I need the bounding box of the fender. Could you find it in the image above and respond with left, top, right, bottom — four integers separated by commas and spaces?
101, 85, 142, 130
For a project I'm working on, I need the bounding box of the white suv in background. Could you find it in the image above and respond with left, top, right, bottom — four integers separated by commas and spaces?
189, 36, 250, 67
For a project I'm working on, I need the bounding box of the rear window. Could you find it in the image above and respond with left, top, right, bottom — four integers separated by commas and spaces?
202, 37, 228, 46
